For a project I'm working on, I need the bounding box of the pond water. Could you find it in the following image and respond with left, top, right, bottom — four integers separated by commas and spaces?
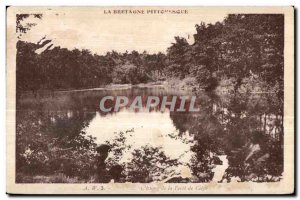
16, 86, 283, 183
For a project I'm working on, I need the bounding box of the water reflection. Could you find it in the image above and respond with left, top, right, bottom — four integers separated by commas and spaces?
86, 111, 194, 163
16, 87, 283, 183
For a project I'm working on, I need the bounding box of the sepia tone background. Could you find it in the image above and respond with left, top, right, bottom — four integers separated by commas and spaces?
6, 6, 294, 194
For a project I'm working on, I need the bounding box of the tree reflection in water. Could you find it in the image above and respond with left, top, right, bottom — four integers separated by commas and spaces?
16, 87, 283, 183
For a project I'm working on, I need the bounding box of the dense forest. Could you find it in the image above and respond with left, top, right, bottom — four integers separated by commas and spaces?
17, 14, 283, 96
16, 13, 284, 183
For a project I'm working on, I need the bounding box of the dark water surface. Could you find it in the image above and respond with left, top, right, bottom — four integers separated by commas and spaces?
16, 87, 283, 183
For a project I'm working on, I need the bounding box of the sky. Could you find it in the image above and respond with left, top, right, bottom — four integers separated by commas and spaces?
18, 7, 228, 55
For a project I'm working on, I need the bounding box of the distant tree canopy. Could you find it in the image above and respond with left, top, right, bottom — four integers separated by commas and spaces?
16, 14, 284, 93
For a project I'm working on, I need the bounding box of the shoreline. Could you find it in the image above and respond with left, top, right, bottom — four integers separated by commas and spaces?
19, 80, 277, 96
19, 81, 167, 95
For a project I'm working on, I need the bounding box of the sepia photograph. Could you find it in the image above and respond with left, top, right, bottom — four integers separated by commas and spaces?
6, 6, 294, 195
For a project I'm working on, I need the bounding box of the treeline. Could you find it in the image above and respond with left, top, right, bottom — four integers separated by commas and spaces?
17, 14, 283, 94
17, 42, 166, 92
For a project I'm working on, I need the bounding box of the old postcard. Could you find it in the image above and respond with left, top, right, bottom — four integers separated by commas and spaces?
6, 6, 294, 194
